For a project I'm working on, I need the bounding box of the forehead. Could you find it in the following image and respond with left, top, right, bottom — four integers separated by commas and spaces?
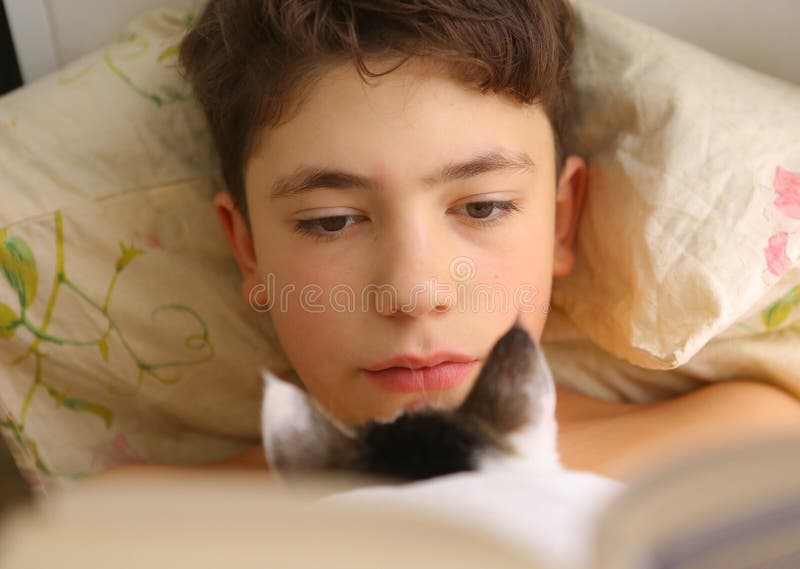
246, 57, 554, 192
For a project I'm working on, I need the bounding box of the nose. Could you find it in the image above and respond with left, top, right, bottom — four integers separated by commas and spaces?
369, 213, 453, 319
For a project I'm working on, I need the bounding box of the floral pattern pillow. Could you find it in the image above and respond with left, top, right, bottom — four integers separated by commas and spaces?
0, 181, 296, 496
553, 1, 800, 369
0, 9, 296, 496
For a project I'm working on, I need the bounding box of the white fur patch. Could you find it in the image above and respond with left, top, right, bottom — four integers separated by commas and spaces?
260, 368, 315, 474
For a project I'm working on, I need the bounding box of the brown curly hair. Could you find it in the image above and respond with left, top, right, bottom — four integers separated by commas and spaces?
178, 0, 577, 228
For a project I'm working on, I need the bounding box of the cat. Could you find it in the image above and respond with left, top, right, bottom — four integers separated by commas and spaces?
260, 316, 561, 483
260, 319, 625, 567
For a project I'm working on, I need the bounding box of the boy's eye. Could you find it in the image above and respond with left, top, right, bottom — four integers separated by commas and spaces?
293, 214, 365, 243
293, 199, 521, 243
317, 216, 348, 232
456, 199, 521, 225
465, 202, 496, 219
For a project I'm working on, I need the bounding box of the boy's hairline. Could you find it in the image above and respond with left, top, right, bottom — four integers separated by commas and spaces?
191, 17, 575, 235
240, 55, 566, 217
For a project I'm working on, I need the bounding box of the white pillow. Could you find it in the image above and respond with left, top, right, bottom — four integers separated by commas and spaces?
0, 8, 297, 495
554, 0, 800, 369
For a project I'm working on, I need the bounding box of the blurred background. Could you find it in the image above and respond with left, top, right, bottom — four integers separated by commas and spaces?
0, 1, 21, 95
0, 432, 31, 519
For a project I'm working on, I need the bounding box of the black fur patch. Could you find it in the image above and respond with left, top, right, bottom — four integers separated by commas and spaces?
359, 413, 490, 481
355, 320, 537, 482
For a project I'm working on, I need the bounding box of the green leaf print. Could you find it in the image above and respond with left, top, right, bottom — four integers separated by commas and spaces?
46, 385, 113, 429
0, 233, 38, 309
98, 337, 110, 362
157, 44, 179, 63
762, 285, 800, 329
0, 302, 20, 339
114, 241, 145, 272
1, 416, 26, 447
1, 211, 215, 483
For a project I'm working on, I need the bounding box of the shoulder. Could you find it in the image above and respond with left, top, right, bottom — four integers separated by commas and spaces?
219, 444, 270, 470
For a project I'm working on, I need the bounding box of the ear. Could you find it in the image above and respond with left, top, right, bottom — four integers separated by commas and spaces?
460, 319, 561, 470
502, 339, 561, 471
553, 155, 588, 278
213, 191, 265, 307
261, 368, 360, 478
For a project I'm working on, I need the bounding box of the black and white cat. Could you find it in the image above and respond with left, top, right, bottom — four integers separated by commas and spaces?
260, 319, 560, 482
260, 320, 625, 567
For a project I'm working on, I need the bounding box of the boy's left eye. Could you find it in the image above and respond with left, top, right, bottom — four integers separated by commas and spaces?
293, 199, 521, 243
456, 199, 521, 227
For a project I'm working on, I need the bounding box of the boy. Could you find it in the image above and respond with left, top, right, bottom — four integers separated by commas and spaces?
95, 0, 799, 485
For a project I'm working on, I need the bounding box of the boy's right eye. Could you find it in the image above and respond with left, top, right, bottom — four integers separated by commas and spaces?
293, 215, 366, 242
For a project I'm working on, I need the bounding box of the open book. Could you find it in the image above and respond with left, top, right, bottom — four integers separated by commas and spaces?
0, 435, 799, 569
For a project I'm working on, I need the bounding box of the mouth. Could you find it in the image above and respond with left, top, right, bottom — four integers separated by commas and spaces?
365, 351, 477, 372
363, 360, 479, 393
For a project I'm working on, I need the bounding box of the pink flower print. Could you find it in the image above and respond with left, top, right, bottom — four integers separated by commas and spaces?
765, 232, 791, 277
90, 433, 145, 470
144, 232, 165, 250
132, 230, 165, 250
773, 165, 800, 219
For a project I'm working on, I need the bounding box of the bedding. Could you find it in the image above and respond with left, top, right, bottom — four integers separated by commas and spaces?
543, 265, 800, 403
0, 9, 299, 495
554, 1, 800, 369
1, 1, 799, 496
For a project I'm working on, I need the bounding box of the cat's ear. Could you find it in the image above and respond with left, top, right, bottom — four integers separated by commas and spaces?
459, 320, 561, 470
506, 337, 560, 469
261, 368, 360, 478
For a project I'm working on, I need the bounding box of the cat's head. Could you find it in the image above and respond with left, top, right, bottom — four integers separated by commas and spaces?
261, 319, 561, 483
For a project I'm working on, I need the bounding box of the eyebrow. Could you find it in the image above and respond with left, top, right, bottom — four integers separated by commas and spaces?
269, 148, 535, 201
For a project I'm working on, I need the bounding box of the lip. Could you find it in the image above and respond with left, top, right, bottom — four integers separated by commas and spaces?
364, 360, 479, 393
365, 351, 477, 372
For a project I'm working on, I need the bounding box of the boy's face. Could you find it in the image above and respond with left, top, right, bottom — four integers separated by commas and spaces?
216, 57, 586, 426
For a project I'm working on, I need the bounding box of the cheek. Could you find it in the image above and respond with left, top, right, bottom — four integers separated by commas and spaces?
266, 271, 360, 373
267, 307, 341, 396
512, 220, 555, 338
252, 218, 355, 305
250, 213, 361, 294
249, 219, 364, 382
454, 210, 554, 341
472, 212, 554, 295
267, 305, 366, 422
